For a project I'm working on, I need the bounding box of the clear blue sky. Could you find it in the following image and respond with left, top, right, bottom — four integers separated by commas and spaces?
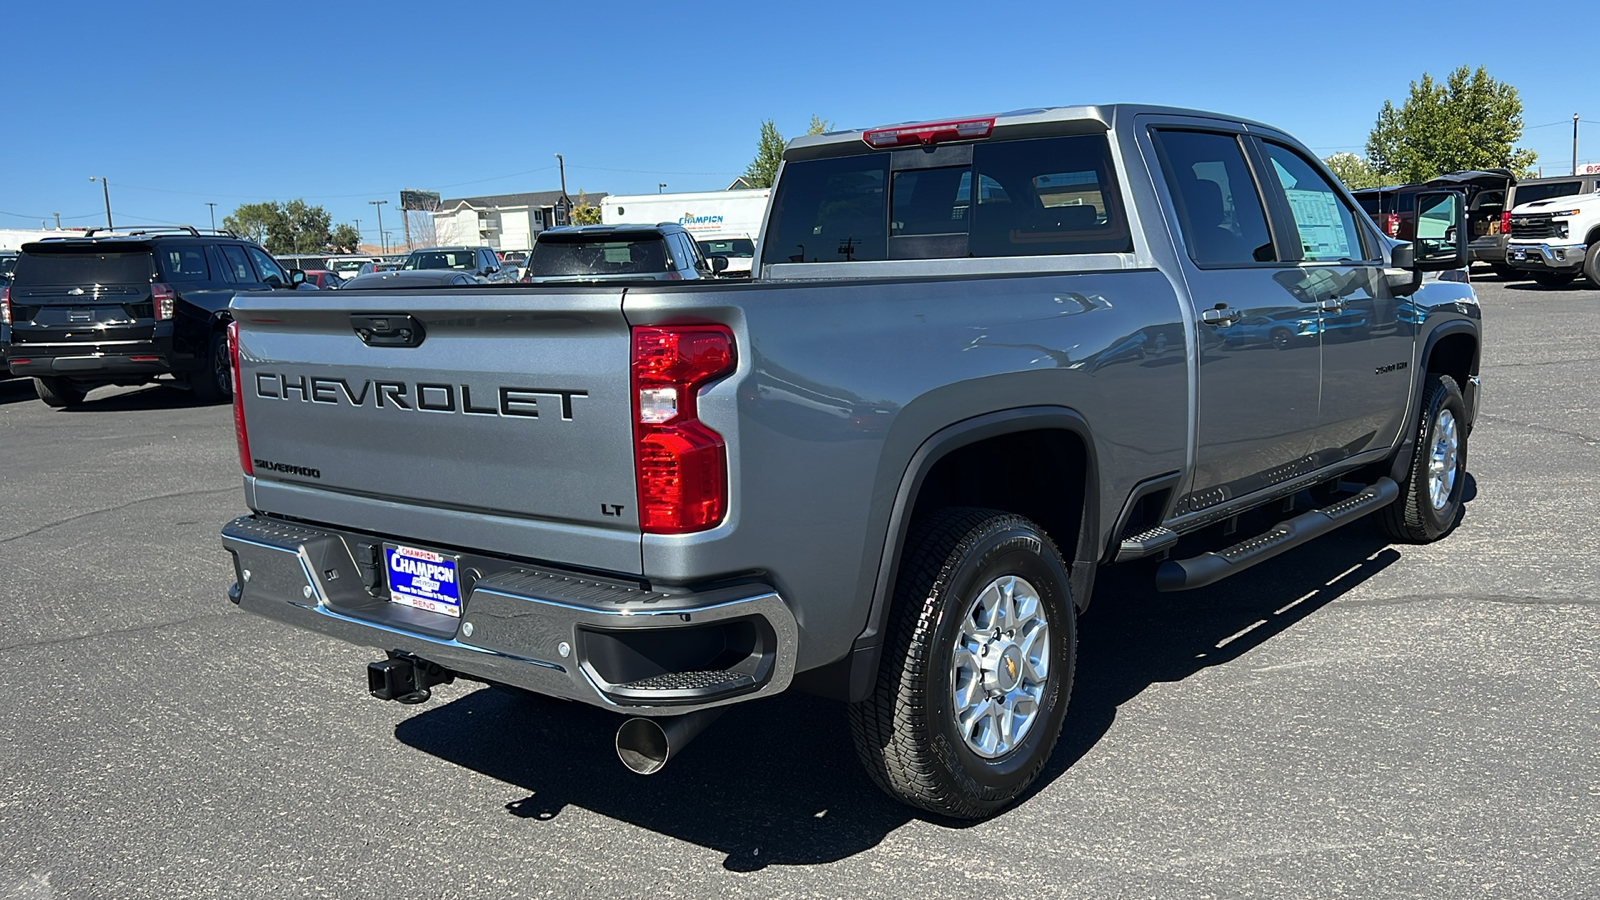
2, 0, 1592, 243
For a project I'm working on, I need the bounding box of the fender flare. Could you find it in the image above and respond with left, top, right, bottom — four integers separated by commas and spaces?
805, 406, 1100, 703
1389, 319, 1480, 482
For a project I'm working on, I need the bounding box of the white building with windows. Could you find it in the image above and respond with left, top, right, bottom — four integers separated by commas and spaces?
428, 190, 606, 251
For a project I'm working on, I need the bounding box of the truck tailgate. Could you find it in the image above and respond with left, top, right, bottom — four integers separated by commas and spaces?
231, 287, 642, 574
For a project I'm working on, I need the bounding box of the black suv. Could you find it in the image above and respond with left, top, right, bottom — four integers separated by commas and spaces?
1, 227, 306, 407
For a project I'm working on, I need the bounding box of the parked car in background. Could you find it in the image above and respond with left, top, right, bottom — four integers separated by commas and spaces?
328, 256, 382, 281
1506, 191, 1600, 287
498, 250, 529, 280
0, 251, 14, 368
1357, 171, 1515, 273
695, 236, 756, 277
2, 226, 306, 406
402, 246, 515, 283
522, 224, 719, 283
339, 269, 478, 290
0, 250, 17, 286
353, 260, 403, 277
302, 269, 342, 290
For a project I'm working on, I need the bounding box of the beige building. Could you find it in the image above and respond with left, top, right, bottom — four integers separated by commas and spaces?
428, 190, 606, 251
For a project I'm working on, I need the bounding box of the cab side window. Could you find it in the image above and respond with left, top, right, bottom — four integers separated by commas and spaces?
1260, 142, 1370, 262
1152, 130, 1276, 266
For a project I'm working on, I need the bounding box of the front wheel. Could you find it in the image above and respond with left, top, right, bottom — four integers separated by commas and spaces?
848, 508, 1076, 819
1583, 244, 1600, 288
1377, 374, 1468, 543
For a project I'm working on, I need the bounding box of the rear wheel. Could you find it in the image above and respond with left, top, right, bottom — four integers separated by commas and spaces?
1377, 374, 1468, 543
189, 327, 232, 403
1583, 243, 1600, 288
848, 508, 1076, 819
34, 377, 86, 408
1532, 271, 1576, 288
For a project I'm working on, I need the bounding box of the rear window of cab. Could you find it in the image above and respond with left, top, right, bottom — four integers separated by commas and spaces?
762, 134, 1132, 265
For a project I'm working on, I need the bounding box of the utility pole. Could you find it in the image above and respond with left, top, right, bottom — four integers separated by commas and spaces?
206, 202, 217, 231
53, 212, 61, 229
89, 176, 112, 230
369, 199, 388, 253
1575, 114, 1581, 176
354, 219, 362, 251
658, 183, 666, 194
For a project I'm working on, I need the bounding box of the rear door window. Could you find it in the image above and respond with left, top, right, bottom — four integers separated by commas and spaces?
158, 245, 211, 281
220, 245, 256, 283
12, 249, 155, 286
1151, 129, 1276, 266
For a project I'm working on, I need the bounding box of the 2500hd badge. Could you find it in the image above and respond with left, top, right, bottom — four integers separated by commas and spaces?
253, 373, 586, 420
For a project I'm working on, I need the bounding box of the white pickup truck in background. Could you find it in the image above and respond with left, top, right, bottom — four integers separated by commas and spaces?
1505, 191, 1600, 287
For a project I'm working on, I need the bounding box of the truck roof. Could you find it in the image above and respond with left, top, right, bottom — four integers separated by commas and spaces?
783, 104, 1281, 160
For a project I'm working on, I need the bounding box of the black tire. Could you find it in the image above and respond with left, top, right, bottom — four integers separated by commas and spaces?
33, 376, 85, 408
1532, 271, 1576, 288
1489, 264, 1517, 280
189, 327, 232, 403
1377, 374, 1468, 543
1583, 243, 1600, 288
1270, 328, 1293, 350
848, 507, 1076, 819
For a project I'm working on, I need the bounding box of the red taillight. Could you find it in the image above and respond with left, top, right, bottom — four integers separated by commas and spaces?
863, 117, 994, 148
151, 282, 176, 320
631, 325, 734, 534
229, 321, 252, 475
1, 286, 9, 325
1500, 211, 1511, 235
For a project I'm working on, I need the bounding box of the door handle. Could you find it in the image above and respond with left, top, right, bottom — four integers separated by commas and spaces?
1200, 306, 1241, 326
1318, 298, 1345, 312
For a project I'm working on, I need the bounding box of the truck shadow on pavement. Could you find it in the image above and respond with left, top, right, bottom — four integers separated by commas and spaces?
396, 512, 1445, 870
62, 385, 221, 412
0, 378, 39, 406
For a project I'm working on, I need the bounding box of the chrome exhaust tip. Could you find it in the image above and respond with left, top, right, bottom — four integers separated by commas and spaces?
615, 708, 725, 775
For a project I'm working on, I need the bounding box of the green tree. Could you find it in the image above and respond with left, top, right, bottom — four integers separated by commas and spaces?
223, 199, 337, 254
806, 115, 831, 135
329, 223, 362, 253
222, 202, 281, 247
1364, 65, 1538, 183
570, 190, 602, 225
1322, 152, 1383, 190
744, 120, 786, 189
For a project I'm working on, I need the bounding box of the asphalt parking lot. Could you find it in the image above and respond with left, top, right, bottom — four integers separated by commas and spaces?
1, 273, 1596, 899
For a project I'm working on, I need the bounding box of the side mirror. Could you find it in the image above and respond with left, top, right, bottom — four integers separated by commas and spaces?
1407, 190, 1468, 272
289, 269, 307, 287
709, 255, 730, 274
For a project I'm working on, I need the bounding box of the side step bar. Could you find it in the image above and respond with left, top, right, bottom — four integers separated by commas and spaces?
1156, 478, 1398, 592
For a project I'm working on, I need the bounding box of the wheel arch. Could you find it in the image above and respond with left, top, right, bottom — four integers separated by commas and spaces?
796, 407, 1099, 703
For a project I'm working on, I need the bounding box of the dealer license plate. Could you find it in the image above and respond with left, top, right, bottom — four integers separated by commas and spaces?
1512, 249, 1527, 260
384, 545, 462, 617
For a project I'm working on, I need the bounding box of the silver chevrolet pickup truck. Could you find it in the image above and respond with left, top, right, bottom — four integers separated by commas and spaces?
221, 105, 1481, 819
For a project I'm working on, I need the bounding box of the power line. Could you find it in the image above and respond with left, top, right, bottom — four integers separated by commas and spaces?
0, 209, 100, 222
568, 164, 742, 177
111, 164, 565, 204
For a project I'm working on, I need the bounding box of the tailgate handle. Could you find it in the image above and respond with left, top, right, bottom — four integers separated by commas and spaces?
351, 314, 426, 348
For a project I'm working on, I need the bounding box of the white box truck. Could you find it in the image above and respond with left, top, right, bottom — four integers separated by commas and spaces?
601, 189, 770, 275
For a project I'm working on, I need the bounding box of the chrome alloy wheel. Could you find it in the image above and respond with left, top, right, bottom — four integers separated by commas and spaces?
1428, 408, 1460, 510
950, 574, 1050, 759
